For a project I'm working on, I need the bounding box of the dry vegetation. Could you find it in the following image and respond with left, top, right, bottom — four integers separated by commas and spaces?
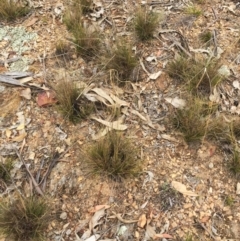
0, 0, 30, 22
0, 196, 50, 241
86, 131, 142, 180
54, 79, 95, 123
1, 0, 240, 240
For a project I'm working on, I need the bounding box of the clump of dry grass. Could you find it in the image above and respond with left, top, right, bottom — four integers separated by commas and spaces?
134, 8, 162, 41
199, 31, 213, 44
184, 5, 202, 17
55, 40, 70, 56
73, 25, 101, 59
166, 56, 223, 95
0, 156, 14, 183
54, 79, 94, 123
64, 2, 101, 60
79, 0, 93, 14
171, 97, 215, 143
207, 116, 233, 145
230, 148, 240, 175
0, 0, 30, 22
0, 196, 50, 241
105, 41, 138, 85
86, 131, 142, 180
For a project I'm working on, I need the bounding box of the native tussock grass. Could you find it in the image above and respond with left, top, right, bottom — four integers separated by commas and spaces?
104, 41, 138, 86
85, 131, 142, 180
54, 79, 94, 123
0, 0, 30, 22
0, 196, 50, 241
64, 1, 101, 60
134, 8, 162, 41
166, 56, 223, 95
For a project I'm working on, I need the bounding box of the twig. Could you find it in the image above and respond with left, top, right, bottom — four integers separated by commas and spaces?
39, 145, 73, 191
213, 30, 218, 57
0, 57, 22, 66
15, 149, 44, 196
111, 211, 138, 224
196, 220, 217, 240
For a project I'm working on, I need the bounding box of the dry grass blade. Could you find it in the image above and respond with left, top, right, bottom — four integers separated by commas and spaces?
0, 196, 50, 241
86, 131, 142, 180
0, 0, 30, 22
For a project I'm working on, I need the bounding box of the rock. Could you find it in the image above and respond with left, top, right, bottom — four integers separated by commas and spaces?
60, 212, 67, 220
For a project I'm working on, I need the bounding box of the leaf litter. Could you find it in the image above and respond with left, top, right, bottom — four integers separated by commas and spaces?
1, 0, 240, 240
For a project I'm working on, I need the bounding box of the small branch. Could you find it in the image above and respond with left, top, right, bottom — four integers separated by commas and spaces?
15, 149, 44, 196
111, 211, 138, 224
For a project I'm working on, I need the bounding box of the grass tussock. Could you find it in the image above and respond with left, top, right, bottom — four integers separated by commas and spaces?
0, 156, 14, 183
134, 8, 162, 41
79, 0, 93, 14
230, 148, 240, 175
171, 97, 215, 143
185, 5, 202, 17
0, 0, 30, 22
105, 41, 138, 85
54, 79, 94, 123
225, 195, 235, 206
86, 131, 142, 180
73, 25, 101, 59
0, 196, 50, 241
64, 1, 101, 60
55, 40, 70, 56
166, 56, 223, 95
199, 31, 213, 44
207, 117, 233, 144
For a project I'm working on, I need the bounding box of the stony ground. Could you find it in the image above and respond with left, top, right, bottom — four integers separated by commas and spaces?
1, 0, 240, 240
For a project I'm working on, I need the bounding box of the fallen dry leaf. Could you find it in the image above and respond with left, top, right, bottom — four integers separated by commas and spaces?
200, 215, 211, 223
165, 97, 186, 109
171, 181, 198, 197
25, 17, 38, 27
36, 90, 57, 107
20, 88, 31, 100
89, 208, 105, 231
137, 214, 147, 228
153, 233, 173, 239
145, 224, 156, 240
91, 88, 114, 105
149, 70, 162, 80
91, 117, 128, 130
88, 205, 110, 213
12, 132, 27, 142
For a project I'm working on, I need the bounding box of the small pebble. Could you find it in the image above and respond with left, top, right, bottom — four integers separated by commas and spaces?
60, 212, 67, 220
209, 163, 214, 169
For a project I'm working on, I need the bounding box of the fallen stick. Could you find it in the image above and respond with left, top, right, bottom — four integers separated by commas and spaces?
111, 211, 138, 224
15, 149, 44, 196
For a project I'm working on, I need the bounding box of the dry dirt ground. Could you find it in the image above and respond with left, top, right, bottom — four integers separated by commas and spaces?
1, 0, 240, 240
